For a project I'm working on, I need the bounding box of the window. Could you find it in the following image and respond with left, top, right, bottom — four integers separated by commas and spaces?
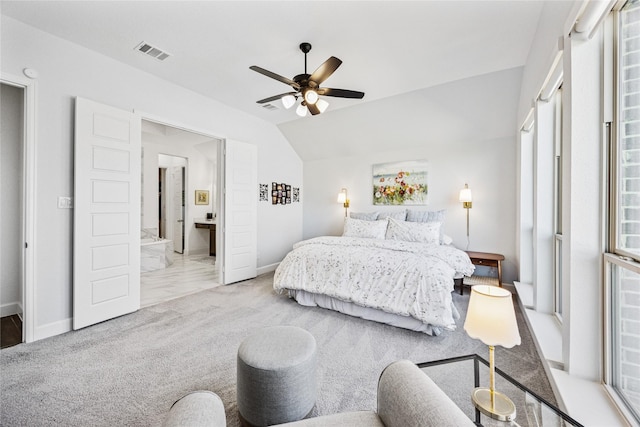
553, 88, 563, 319
617, 0, 640, 259
609, 1, 640, 420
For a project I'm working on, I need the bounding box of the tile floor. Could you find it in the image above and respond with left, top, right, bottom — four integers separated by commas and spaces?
141, 252, 221, 307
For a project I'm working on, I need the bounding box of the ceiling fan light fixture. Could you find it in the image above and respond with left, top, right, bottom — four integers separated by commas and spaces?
316, 98, 329, 113
296, 102, 308, 117
281, 94, 296, 109
304, 89, 319, 105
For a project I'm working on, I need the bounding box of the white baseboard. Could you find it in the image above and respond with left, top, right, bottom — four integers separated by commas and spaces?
257, 262, 279, 276
1, 301, 22, 317
34, 317, 72, 342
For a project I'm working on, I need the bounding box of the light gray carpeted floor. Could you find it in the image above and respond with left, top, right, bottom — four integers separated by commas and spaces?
0, 272, 554, 426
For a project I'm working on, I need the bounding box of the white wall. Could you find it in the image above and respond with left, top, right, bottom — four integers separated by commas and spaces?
517, 1, 582, 126
1, 16, 302, 339
302, 69, 521, 284
0, 83, 24, 317
304, 137, 517, 283
561, 26, 603, 381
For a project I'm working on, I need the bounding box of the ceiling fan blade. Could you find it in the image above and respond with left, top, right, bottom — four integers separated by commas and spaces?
256, 92, 297, 104
317, 88, 365, 99
307, 103, 321, 115
250, 66, 301, 90
309, 56, 342, 85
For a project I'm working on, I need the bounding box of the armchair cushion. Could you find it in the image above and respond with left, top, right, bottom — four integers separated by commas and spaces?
377, 360, 474, 427
162, 390, 225, 427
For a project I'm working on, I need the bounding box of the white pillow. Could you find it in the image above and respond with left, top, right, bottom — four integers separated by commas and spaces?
343, 217, 388, 239
379, 209, 407, 221
350, 211, 379, 221
385, 218, 441, 245
406, 209, 447, 243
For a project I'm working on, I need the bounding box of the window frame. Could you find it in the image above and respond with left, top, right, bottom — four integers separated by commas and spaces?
605, 2, 640, 423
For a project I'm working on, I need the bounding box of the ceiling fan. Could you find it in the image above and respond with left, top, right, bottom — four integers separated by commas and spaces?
250, 42, 365, 117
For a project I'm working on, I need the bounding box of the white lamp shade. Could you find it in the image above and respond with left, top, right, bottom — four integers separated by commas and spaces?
281, 95, 296, 109
337, 189, 347, 203
464, 285, 521, 348
304, 89, 319, 105
316, 98, 329, 113
296, 103, 308, 117
459, 186, 473, 203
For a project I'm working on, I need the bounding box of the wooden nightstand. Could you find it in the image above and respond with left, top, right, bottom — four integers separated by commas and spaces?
458, 251, 505, 295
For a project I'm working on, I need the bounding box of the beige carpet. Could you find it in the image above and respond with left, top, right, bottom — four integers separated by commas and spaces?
0, 272, 554, 426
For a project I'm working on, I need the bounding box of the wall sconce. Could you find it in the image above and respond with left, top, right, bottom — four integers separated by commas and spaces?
459, 183, 472, 249
337, 188, 350, 217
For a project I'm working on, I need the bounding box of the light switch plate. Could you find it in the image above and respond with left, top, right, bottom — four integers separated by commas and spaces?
58, 196, 73, 209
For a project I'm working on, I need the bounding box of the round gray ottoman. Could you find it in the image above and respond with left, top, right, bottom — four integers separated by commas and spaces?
237, 326, 317, 426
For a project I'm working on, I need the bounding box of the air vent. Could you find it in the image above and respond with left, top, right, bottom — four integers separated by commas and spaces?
135, 41, 171, 61
261, 104, 278, 111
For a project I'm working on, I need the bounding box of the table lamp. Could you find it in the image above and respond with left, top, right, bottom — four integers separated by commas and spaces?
464, 285, 521, 421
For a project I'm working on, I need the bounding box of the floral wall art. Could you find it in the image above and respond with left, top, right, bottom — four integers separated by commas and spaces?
372, 160, 428, 205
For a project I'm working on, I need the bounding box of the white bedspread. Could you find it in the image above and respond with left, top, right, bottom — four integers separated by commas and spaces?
273, 236, 475, 332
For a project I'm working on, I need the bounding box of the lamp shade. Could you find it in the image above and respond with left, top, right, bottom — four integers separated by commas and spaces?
296, 103, 308, 117
281, 95, 296, 109
337, 188, 347, 203
316, 98, 329, 113
459, 184, 473, 203
464, 285, 521, 348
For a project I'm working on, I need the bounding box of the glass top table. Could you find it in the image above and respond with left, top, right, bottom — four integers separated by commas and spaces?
418, 354, 583, 427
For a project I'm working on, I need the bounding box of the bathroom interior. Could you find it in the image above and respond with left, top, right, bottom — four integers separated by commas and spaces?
140, 120, 221, 279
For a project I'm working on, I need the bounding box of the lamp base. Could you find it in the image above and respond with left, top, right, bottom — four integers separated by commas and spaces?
471, 387, 516, 422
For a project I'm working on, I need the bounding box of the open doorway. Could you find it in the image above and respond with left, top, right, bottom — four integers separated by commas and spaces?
1, 83, 24, 348
140, 119, 222, 307
158, 154, 186, 254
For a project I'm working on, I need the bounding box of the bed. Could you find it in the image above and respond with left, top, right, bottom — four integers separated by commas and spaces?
273, 214, 475, 335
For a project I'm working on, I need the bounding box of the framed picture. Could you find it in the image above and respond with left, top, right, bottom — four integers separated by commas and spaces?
270, 182, 295, 205
195, 190, 209, 205
372, 160, 428, 205
259, 184, 269, 201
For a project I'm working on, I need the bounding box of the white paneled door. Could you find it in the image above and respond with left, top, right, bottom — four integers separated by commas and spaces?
223, 140, 257, 284
73, 97, 141, 330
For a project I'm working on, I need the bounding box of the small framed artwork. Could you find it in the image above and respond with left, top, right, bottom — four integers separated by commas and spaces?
195, 190, 209, 205
259, 184, 269, 201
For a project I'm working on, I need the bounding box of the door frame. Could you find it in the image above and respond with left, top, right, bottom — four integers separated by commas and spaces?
136, 110, 223, 282
1, 72, 37, 343
159, 156, 187, 254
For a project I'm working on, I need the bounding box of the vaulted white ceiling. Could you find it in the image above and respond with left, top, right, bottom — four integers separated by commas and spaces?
2, 1, 550, 159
